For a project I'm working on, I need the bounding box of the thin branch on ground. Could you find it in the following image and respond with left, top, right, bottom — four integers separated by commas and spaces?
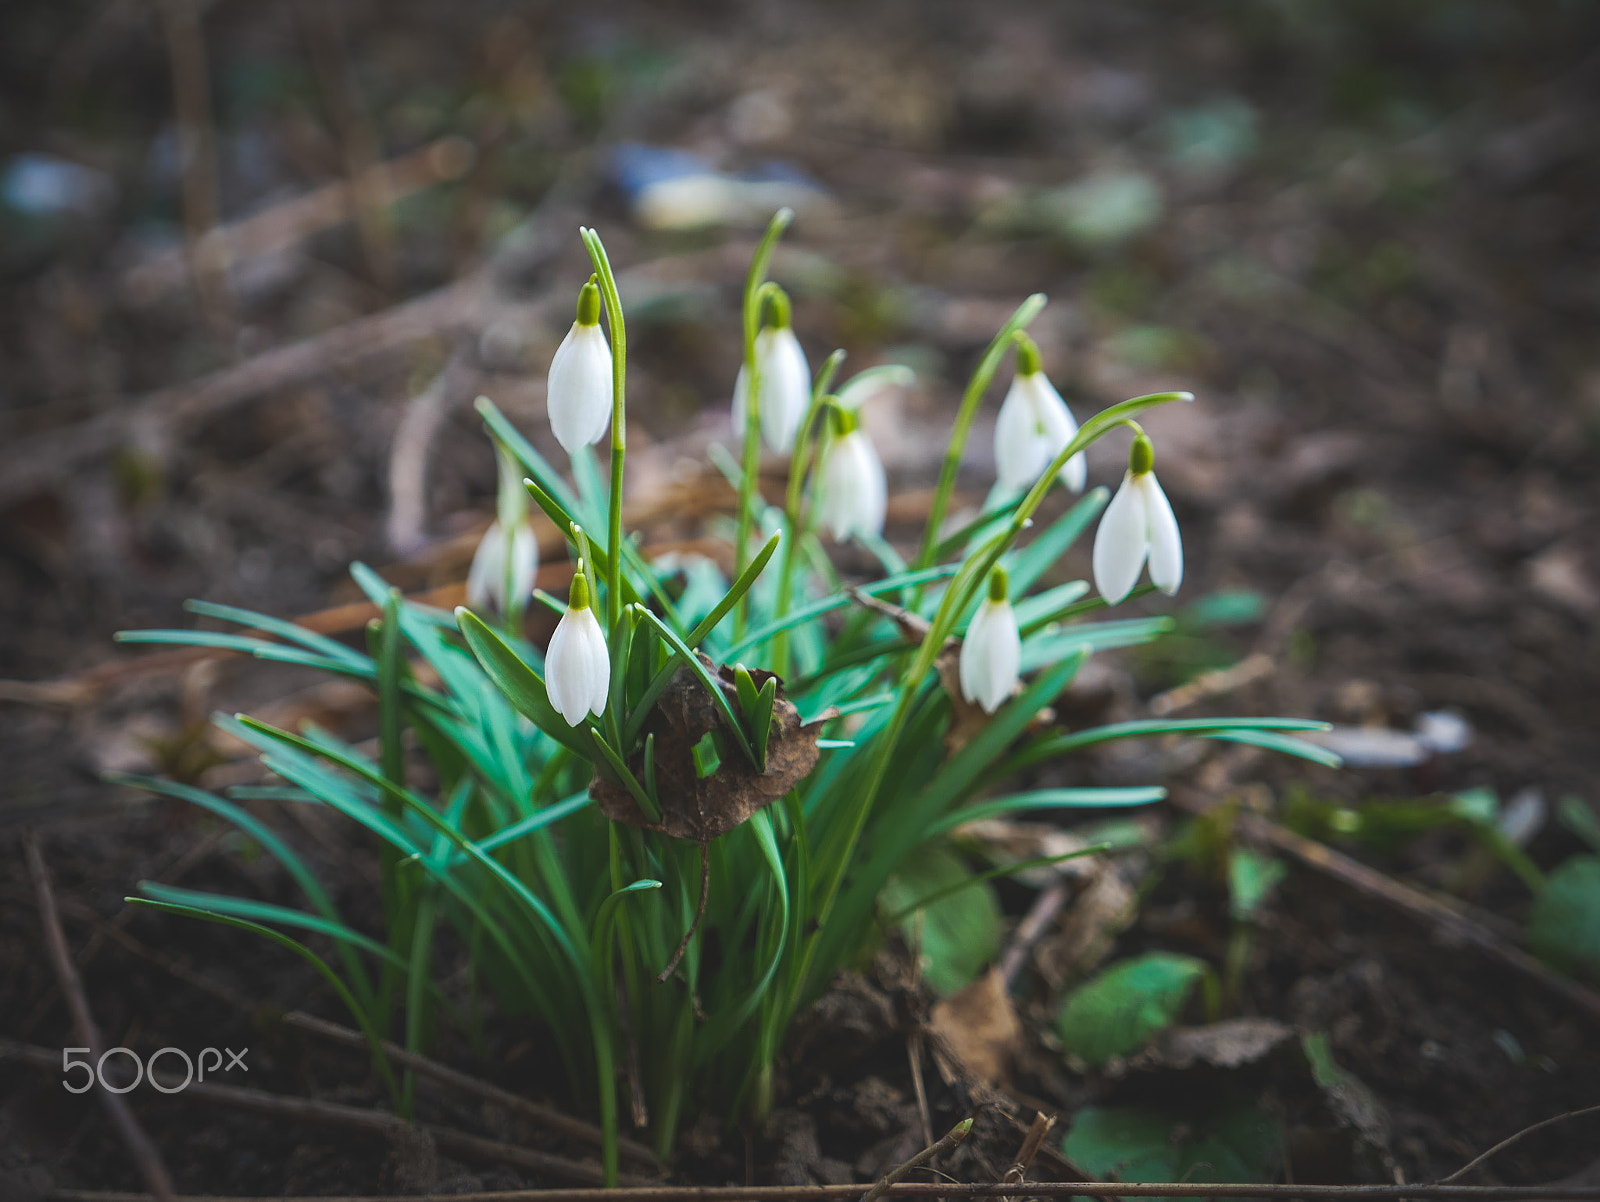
294, 0, 399, 293
861, 1118, 973, 1202
0, 1040, 648, 1186
149, 0, 233, 329
40, 1186, 1600, 1202
21, 834, 175, 1202
386, 348, 476, 556
279, 1011, 660, 1168
1439, 1102, 1600, 1184
1171, 791, 1600, 1026
997, 878, 1070, 990
1002, 1110, 1055, 1196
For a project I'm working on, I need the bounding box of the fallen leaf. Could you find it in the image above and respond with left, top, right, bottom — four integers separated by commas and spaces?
929, 966, 1021, 1085
592, 655, 822, 841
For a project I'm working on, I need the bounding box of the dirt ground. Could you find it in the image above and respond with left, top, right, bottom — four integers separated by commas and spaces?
3, 0, 1599, 1194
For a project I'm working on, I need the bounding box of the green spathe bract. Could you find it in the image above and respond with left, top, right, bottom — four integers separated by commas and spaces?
115, 217, 1334, 1180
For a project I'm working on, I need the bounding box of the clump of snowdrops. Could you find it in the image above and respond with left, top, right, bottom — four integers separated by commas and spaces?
118, 211, 1329, 1181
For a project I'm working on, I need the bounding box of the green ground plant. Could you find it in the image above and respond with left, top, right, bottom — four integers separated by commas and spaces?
116, 211, 1331, 1181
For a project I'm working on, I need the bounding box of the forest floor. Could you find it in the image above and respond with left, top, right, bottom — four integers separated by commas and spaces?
2, 0, 1599, 1195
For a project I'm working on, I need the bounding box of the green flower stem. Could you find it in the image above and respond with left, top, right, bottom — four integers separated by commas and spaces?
732, 209, 793, 639
580, 227, 628, 643
771, 348, 845, 676
912, 292, 1047, 576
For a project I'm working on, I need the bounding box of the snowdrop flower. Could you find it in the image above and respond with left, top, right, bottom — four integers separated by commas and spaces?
814, 407, 887, 543
466, 443, 539, 614
960, 567, 1022, 714
466, 521, 539, 613
547, 278, 614, 454
731, 288, 810, 453
1092, 433, 1182, 605
994, 335, 1086, 494
545, 566, 610, 726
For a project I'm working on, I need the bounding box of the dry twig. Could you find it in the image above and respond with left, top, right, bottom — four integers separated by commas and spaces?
861, 1118, 973, 1202
0, 1039, 645, 1186
20, 835, 175, 1201
1440, 1102, 1600, 1184
1172, 793, 1600, 1025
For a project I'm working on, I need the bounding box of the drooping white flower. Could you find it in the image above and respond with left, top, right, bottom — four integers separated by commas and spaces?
959, 568, 1022, 714
544, 567, 610, 726
730, 289, 810, 453
547, 279, 614, 454
466, 442, 539, 614
814, 411, 887, 543
993, 336, 1085, 494
466, 520, 539, 613
1091, 434, 1182, 605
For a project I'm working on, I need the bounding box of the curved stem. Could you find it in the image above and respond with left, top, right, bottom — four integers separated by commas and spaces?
913, 293, 1047, 575
771, 348, 845, 676
732, 209, 794, 639
580, 227, 627, 641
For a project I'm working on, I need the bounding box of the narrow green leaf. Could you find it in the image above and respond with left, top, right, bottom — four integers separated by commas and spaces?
927, 787, 1166, 836
634, 607, 757, 768
1009, 716, 1331, 772
183, 599, 371, 667
138, 883, 406, 969
687, 532, 781, 649
128, 898, 400, 1108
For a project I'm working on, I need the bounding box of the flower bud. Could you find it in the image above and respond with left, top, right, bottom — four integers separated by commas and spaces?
545, 566, 610, 726
814, 407, 886, 543
994, 334, 1085, 494
731, 286, 810, 453
547, 277, 614, 454
959, 567, 1022, 714
1091, 441, 1182, 604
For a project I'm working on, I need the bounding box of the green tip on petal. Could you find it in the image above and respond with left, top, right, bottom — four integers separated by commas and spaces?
987, 565, 1009, 603
761, 286, 792, 330
569, 570, 591, 612
1013, 331, 1041, 377
1129, 433, 1154, 476
576, 278, 601, 326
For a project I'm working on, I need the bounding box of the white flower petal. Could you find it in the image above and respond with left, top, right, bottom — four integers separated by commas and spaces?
546, 604, 609, 726
466, 522, 540, 613
960, 599, 1021, 714
994, 376, 1051, 492
1028, 375, 1086, 494
466, 521, 504, 612
761, 327, 811, 453
547, 322, 613, 454
1092, 471, 1149, 604
1139, 472, 1183, 596
508, 523, 540, 606
817, 429, 886, 542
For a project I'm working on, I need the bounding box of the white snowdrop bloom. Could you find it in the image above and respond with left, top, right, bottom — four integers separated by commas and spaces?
1091, 435, 1183, 605
547, 279, 614, 454
544, 568, 610, 726
994, 337, 1085, 494
959, 568, 1022, 714
466, 521, 539, 613
730, 290, 810, 453
814, 413, 887, 544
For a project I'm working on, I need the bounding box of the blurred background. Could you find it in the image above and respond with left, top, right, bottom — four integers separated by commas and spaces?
3, 0, 1600, 1189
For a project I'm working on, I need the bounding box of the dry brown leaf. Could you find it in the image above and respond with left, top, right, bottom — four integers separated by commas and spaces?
592, 655, 823, 841
928, 965, 1022, 1086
